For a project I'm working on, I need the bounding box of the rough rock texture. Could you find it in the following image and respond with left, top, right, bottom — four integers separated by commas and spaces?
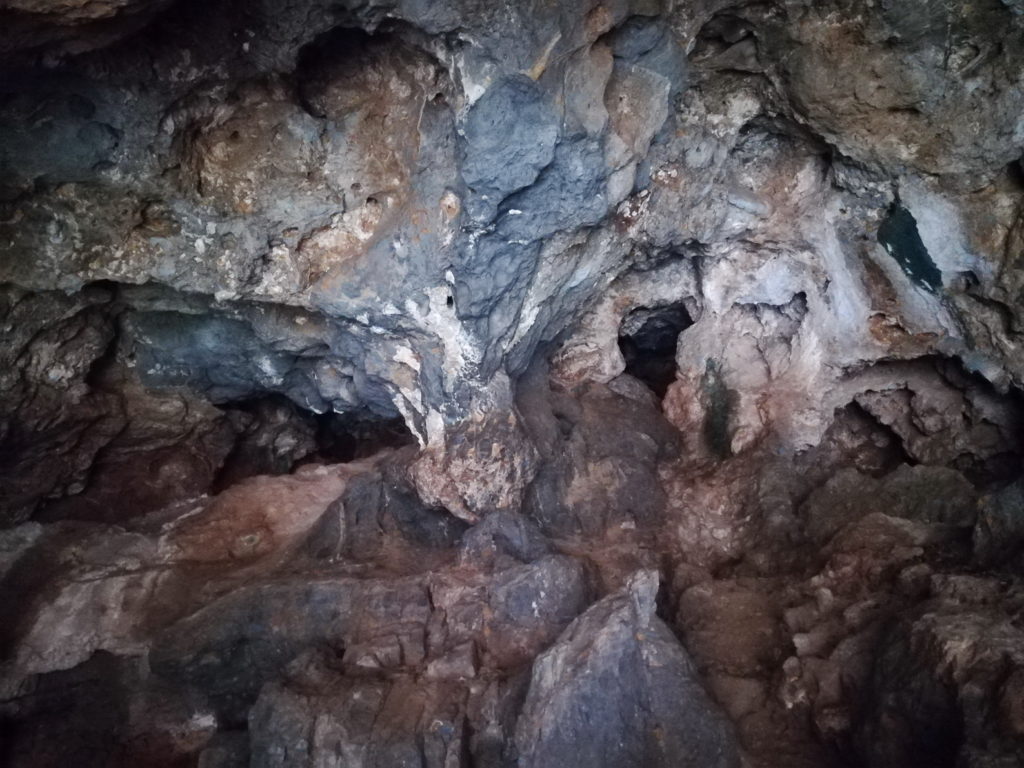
515, 570, 738, 768
2, 0, 1024, 766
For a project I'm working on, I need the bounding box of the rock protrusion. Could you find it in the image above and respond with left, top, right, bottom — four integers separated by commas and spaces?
515, 570, 740, 768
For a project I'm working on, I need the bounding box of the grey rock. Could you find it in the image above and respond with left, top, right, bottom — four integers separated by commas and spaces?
608, 16, 667, 61
458, 510, 552, 568
974, 479, 1024, 568
250, 675, 471, 768
150, 577, 431, 720
429, 554, 591, 669
460, 75, 560, 223
515, 570, 740, 768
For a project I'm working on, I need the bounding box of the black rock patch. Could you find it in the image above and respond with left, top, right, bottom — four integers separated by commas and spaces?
878, 204, 943, 293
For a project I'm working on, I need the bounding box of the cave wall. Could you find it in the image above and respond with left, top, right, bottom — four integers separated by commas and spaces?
4, 0, 1024, 520
2, 1, 1024, 767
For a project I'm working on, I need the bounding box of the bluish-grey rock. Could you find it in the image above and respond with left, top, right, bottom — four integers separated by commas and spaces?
460, 75, 560, 223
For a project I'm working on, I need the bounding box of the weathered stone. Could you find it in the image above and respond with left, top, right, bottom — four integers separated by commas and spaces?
2, 1, 1024, 766
974, 479, 1024, 568
677, 580, 785, 679
515, 571, 740, 768
250, 675, 471, 768
857, 591, 1024, 768
148, 576, 430, 718
428, 554, 590, 669
802, 465, 978, 545
302, 452, 466, 562
457, 510, 552, 568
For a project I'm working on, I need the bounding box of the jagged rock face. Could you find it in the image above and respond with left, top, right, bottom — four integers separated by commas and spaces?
2, 1, 1024, 767
514, 570, 739, 768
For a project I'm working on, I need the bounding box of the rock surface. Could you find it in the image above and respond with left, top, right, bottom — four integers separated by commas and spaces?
515, 570, 739, 768
2, 0, 1024, 766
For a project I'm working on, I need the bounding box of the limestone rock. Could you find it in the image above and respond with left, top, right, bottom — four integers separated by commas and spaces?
2, 0, 1024, 766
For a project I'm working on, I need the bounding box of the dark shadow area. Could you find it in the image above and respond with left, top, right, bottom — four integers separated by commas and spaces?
294, 25, 378, 118
831, 401, 914, 477
1004, 158, 1024, 191
834, 354, 1024, 490
857, 619, 965, 768
309, 410, 415, 464
618, 302, 694, 398
213, 394, 415, 493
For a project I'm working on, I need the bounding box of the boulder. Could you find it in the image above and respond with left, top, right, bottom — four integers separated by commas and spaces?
515, 570, 740, 768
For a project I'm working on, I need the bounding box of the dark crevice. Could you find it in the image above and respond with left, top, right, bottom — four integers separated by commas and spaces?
1005, 158, 1024, 191
307, 410, 415, 464
935, 357, 1024, 488
294, 20, 449, 121
212, 394, 415, 493
294, 26, 377, 119
839, 401, 915, 477
83, 329, 121, 390
618, 302, 694, 398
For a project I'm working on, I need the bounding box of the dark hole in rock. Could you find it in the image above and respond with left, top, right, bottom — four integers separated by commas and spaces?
828, 401, 913, 478
618, 302, 694, 398
1007, 159, 1024, 190
295, 26, 378, 118
859, 620, 965, 768
214, 395, 415, 492
307, 409, 415, 464
0, 651, 147, 768
877, 203, 943, 293
212, 395, 319, 492
953, 270, 980, 291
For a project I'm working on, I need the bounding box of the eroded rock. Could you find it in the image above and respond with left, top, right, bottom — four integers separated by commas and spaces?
2, 0, 1024, 766
515, 570, 740, 768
